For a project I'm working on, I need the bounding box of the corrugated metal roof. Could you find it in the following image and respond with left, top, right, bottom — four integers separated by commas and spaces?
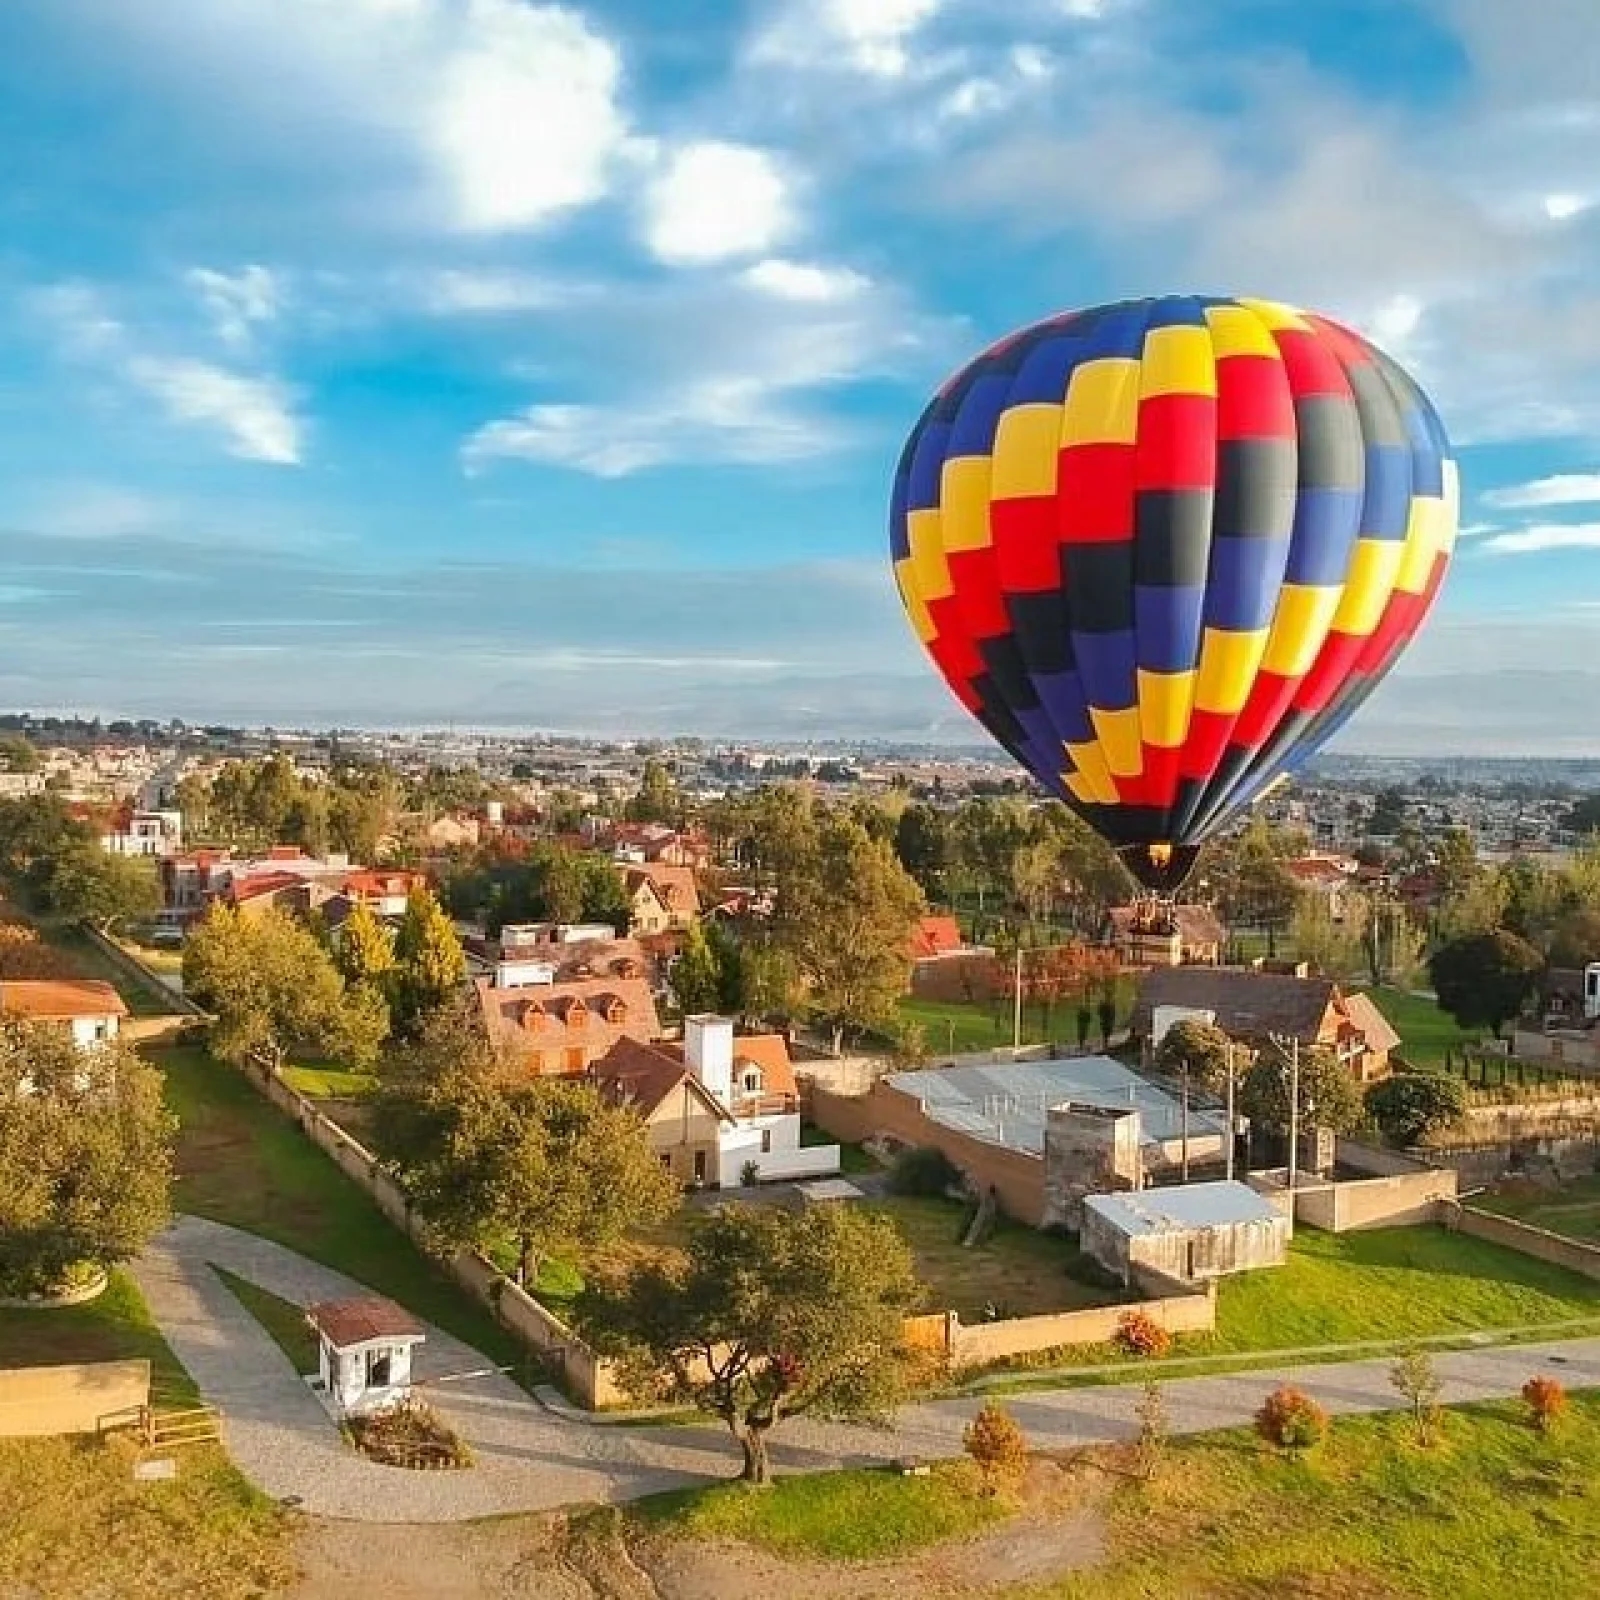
885, 1056, 1223, 1155
1083, 1180, 1281, 1237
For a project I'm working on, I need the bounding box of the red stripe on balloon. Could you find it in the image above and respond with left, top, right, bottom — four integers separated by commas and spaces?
1135, 395, 1218, 490
1216, 355, 1296, 440
990, 496, 1063, 593
1057, 443, 1137, 544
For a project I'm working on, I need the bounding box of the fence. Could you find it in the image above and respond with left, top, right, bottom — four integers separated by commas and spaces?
0, 1359, 150, 1437
1446, 1202, 1600, 1284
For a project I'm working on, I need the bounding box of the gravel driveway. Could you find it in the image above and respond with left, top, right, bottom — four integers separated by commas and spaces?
133, 1215, 1600, 1522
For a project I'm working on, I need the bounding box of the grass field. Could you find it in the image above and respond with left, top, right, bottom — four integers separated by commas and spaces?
1478, 1176, 1600, 1242
212, 1267, 320, 1377
1367, 986, 1476, 1067
1054, 1394, 1600, 1600
800, 1121, 881, 1176
633, 1459, 1006, 1559
278, 1063, 379, 1100
0, 1271, 294, 1599
151, 1043, 534, 1382
863, 1195, 1121, 1321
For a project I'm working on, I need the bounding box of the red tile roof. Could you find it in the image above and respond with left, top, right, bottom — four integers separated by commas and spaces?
307, 1296, 425, 1348
910, 915, 963, 960
0, 978, 129, 1020
592, 1036, 731, 1121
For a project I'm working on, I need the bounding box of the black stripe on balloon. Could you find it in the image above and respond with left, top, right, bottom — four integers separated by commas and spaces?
976, 632, 1041, 712
1213, 439, 1298, 539
1064, 543, 1135, 633
1295, 395, 1365, 491
1134, 490, 1213, 586
1005, 586, 1076, 676
970, 677, 1033, 759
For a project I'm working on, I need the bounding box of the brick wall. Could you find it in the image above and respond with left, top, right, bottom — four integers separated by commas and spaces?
810, 1081, 1048, 1224
0, 1359, 149, 1437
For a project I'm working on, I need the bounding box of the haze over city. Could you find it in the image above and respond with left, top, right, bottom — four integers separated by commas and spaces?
2, 1, 1599, 751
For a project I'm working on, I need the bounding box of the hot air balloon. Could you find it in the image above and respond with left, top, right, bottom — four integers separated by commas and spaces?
889, 295, 1457, 893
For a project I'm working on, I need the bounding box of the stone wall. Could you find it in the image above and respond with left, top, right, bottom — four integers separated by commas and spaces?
941, 1284, 1215, 1369
0, 1359, 149, 1437
1447, 1203, 1600, 1283
1291, 1167, 1458, 1232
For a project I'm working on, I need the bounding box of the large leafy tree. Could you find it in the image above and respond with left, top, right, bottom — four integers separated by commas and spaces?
40, 848, 161, 932
1428, 929, 1544, 1040
1155, 1017, 1234, 1091
184, 903, 389, 1075
335, 897, 397, 1009
1289, 891, 1367, 980
772, 814, 924, 1053
392, 886, 467, 1035
583, 1203, 921, 1483
1208, 818, 1304, 955
1365, 1072, 1470, 1149
376, 1069, 677, 1286
0, 1024, 174, 1293
1237, 1044, 1363, 1135
670, 921, 722, 1016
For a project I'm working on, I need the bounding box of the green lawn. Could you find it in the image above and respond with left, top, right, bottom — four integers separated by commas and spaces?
0, 1270, 294, 1598
151, 1043, 536, 1383
1056, 1394, 1600, 1600
800, 1120, 881, 1175
864, 1194, 1122, 1321
279, 1062, 379, 1100
0, 1268, 197, 1404
1478, 1176, 1600, 1242
1367, 986, 1475, 1067
632, 1459, 1005, 1560
212, 1267, 320, 1377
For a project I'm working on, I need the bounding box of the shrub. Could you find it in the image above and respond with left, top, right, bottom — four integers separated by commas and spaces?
889, 1145, 963, 1198
963, 1401, 1028, 1488
1114, 1310, 1172, 1359
1389, 1348, 1443, 1446
1255, 1386, 1328, 1452
1522, 1375, 1567, 1432
739, 1159, 761, 1188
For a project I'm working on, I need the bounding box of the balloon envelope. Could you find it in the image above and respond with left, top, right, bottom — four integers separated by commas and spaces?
889, 296, 1457, 891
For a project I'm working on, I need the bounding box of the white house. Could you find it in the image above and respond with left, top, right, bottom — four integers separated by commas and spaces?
0, 979, 128, 1049
102, 808, 183, 858
305, 1296, 427, 1419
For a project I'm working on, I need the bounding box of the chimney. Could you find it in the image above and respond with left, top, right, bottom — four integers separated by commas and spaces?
684, 1014, 734, 1104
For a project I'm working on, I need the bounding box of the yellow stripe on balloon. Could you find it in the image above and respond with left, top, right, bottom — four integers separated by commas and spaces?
1138, 325, 1216, 397
1261, 585, 1342, 678
1090, 706, 1144, 778
1064, 740, 1117, 804
906, 507, 953, 617
1061, 358, 1141, 445
1194, 626, 1269, 714
893, 556, 937, 643
1202, 304, 1282, 360
1063, 772, 1100, 806
1237, 297, 1313, 333
1137, 668, 1196, 748
939, 456, 995, 553
991, 403, 1064, 499
1395, 497, 1447, 595
1332, 538, 1406, 637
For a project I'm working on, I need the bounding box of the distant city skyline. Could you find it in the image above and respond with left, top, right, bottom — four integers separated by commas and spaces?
3, 3, 1600, 753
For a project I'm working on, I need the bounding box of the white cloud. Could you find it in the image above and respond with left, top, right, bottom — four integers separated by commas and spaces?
33, 281, 302, 465
418, 269, 584, 313
1482, 523, 1600, 555
642, 142, 795, 265
1545, 192, 1591, 221
1485, 474, 1600, 510
749, 0, 946, 78
741, 259, 870, 302
5, 485, 175, 541
186, 265, 282, 348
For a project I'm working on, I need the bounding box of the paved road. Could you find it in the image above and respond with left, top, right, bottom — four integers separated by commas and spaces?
133, 1215, 1600, 1523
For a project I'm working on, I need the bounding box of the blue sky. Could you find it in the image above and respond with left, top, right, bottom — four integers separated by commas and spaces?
2, 0, 1599, 752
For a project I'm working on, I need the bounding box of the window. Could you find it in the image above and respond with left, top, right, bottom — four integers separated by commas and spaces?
693, 1150, 707, 1183
564, 1047, 585, 1072
761, 1129, 772, 1154
742, 1068, 762, 1094
367, 1349, 392, 1388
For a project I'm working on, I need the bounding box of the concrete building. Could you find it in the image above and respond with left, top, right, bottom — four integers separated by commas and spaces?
1042, 1103, 1143, 1230
1082, 1180, 1290, 1287
306, 1297, 426, 1420
0, 979, 128, 1049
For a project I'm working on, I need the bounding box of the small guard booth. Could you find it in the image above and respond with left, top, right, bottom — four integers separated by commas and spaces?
306, 1296, 426, 1418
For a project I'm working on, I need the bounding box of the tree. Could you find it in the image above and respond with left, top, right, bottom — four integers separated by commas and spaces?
1210, 818, 1303, 955
625, 759, 685, 827
1547, 906, 1600, 969
964, 1401, 1029, 1490
1365, 1072, 1469, 1148
1237, 1044, 1362, 1134
670, 922, 722, 1017
1155, 1018, 1232, 1091
1362, 898, 1427, 988
893, 803, 951, 896
584, 1203, 921, 1483
42, 848, 160, 931
1428, 929, 1544, 1040
773, 815, 924, 1053
336, 898, 397, 993
1565, 794, 1600, 837
0, 923, 76, 979
1290, 892, 1366, 979
1389, 1348, 1443, 1447
0, 734, 38, 774
377, 1072, 677, 1286
392, 886, 467, 1035
0, 1024, 174, 1293
184, 904, 389, 1076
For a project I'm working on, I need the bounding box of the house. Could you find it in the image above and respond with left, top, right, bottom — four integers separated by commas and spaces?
340, 870, 426, 917
1288, 854, 1360, 923
1106, 903, 1225, 968
910, 915, 964, 961
0, 979, 128, 1048
100, 801, 183, 858
1131, 967, 1400, 1083
622, 865, 700, 935
305, 1296, 426, 1419
592, 1015, 840, 1187
1081, 1181, 1290, 1287
475, 962, 662, 1075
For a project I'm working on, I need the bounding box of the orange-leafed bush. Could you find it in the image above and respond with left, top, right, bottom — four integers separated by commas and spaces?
1522, 1375, 1567, 1432
1255, 1386, 1328, 1452
963, 1401, 1028, 1487
1114, 1310, 1172, 1359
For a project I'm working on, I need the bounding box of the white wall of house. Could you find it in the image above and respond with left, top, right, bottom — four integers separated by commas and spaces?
315, 1336, 419, 1418
69, 1014, 120, 1048
716, 1113, 840, 1186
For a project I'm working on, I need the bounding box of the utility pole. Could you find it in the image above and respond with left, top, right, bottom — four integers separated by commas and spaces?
1180, 1060, 1191, 1182
1224, 1040, 1236, 1182
1012, 943, 1023, 1052
1286, 1036, 1301, 1193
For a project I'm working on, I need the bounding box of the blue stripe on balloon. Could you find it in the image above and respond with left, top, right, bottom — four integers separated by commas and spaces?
1135, 584, 1205, 672
1033, 670, 1095, 745
947, 371, 1020, 458
1360, 443, 1414, 540
1077, 304, 1151, 362
1283, 486, 1362, 585
1007, 334, 1089, 406
906, 421, 951, 512
1203, 536, 1289, 631
1073, 627, 1137, 713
